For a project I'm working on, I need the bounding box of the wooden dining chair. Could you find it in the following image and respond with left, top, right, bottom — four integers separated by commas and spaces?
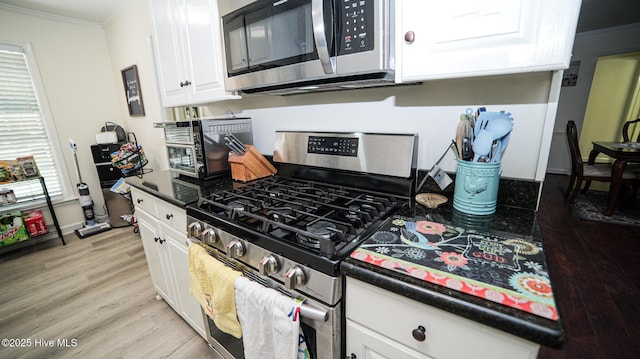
622, 118, 640, 142
621, 118, 640, 178
565, 120, 637, 203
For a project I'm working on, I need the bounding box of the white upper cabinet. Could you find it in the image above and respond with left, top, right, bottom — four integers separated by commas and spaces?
149, 0, 239, 107
395, 0, 582, 82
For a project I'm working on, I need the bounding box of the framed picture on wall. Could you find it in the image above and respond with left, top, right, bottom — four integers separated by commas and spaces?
121, 65, 145, 116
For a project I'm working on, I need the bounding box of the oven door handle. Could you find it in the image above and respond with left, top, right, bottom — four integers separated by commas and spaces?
299, 303, 328, 322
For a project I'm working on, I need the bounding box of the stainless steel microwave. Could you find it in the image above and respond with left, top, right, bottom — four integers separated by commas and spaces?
154, 118, 253, 179
219, 0, 395, 95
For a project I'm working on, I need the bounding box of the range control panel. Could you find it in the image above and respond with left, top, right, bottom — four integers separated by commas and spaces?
307, 136, 359, 157
338, 0, 374, 55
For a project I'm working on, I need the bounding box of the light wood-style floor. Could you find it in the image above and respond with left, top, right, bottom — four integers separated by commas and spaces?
0, 228, 211, 359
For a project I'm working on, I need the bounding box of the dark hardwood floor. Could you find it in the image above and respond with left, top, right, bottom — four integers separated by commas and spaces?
537, 174, 640, 359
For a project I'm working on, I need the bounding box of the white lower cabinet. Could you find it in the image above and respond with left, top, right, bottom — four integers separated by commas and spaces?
137, 210, 177, 309
131, 187, 206, 339
345, 277, 540, 359
167, 226, 207, 337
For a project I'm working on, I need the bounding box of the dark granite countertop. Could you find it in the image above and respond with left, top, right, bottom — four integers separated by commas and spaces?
342, 195, 566, 349
127, 170, 565, 349
125, 170, 235, 208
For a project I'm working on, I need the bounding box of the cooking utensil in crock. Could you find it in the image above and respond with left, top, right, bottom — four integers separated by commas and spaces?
485, 113, 513, 139
455, 119, 466, 159
492, 132, 511, 162
472, 129, 493, 162
474, 112, 490, 138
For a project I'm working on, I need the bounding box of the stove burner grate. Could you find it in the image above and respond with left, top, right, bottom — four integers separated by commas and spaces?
195, 176, 401, 256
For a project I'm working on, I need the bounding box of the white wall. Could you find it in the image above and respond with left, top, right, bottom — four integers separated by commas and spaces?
0, 6, 125, 234
547, 23, 640, 174
199, 72, 555, 181
103, 0, 169, 174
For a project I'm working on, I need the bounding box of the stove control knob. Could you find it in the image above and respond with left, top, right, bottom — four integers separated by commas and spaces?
259, 255, 279, 276
187, 222, 202, 238
201, 228, 218, 244
226, 240, 245, 258
285, 266, 306, 289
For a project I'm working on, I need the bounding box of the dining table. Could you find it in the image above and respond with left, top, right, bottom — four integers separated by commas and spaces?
588, 141, 640, 216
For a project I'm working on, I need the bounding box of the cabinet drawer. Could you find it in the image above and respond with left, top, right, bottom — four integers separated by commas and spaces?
130, 188, 157, 217
156, 199, 186, 232
346, 278, 539, 359
347, 319, 432, 359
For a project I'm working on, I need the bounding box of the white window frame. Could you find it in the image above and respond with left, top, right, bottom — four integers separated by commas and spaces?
1, 41, 71, 205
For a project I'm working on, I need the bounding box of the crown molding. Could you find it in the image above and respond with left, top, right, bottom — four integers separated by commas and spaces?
0, 3, 103, 29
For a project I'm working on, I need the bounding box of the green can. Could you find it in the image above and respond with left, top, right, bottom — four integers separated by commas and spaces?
453, 160, 501, 215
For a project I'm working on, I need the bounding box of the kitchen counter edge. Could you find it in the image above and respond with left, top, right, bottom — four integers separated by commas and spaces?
341, 259, 566, 349
125, 171, 191, 208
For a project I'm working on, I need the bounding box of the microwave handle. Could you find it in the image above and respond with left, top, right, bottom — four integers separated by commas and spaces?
312, 0, 335, 74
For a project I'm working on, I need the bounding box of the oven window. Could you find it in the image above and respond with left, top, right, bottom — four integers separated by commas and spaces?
207, 316, 246, 358
301, 321, 317, 359
206, 313, 318, 359
167, 146, 196, 173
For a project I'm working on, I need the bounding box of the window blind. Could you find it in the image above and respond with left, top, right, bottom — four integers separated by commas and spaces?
0, 44, 63, 201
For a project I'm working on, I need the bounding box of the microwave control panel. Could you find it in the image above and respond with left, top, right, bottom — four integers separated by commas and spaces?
338, 0, 374, 55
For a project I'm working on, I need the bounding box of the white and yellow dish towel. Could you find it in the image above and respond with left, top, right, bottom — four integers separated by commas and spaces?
188, 244, 243, 338
235, 276, 311, 359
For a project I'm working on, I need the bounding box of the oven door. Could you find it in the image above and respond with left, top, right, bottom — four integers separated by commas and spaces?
203, 310, 326, 359
197, 247, 340, 359
166, 144, 200, 178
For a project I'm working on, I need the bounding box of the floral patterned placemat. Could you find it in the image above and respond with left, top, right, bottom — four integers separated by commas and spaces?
350, 215, 558, 320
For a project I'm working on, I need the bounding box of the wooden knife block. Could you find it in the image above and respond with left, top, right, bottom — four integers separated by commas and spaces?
228, 145, 277, 182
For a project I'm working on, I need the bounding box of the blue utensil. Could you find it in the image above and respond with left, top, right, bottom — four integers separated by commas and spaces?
492, 132, 511, 162
472, 129, 493, 162
485, 113, 513, 139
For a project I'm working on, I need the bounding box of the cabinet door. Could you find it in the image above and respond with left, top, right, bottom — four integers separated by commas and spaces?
149, 0, 190, 106
397, 0, 580, 82
182, 0, 234, 104
137, 210, 176, 309
347, 320, 432, 359
163, 224, 207, 339
150, 0, 239, 107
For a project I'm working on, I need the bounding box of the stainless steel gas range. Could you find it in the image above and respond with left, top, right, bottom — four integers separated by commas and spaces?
186, 131, 418, 359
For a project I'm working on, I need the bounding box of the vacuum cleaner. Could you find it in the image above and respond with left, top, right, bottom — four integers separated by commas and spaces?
69, 139, 111, 238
